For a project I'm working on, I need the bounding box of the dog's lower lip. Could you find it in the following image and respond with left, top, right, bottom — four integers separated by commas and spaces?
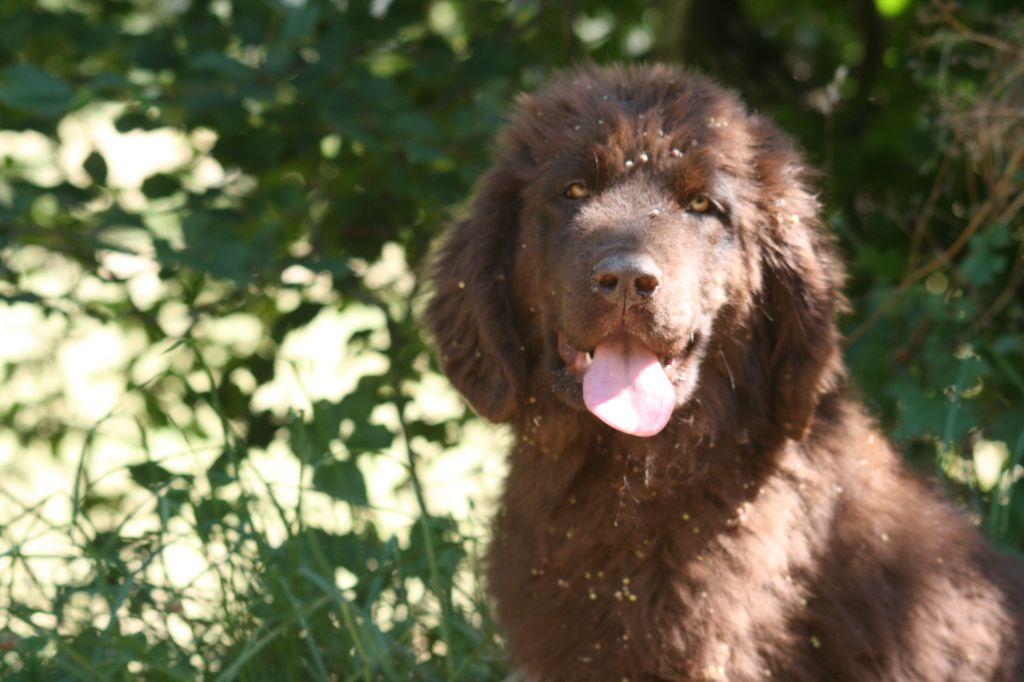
557, 332, 592, 376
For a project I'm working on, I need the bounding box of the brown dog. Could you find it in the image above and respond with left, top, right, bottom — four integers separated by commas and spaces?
426, 64, 1024, 681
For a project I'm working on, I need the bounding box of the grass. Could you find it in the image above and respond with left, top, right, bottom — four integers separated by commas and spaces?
0, 317, 510, 681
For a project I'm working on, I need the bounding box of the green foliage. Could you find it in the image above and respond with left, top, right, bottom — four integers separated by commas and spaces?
1, 0, 1023, 679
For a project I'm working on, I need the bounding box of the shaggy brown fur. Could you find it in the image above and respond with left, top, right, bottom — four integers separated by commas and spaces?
426, 64, 1024, 681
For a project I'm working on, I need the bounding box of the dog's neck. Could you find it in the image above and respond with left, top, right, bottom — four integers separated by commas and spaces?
504, 390, 799, 542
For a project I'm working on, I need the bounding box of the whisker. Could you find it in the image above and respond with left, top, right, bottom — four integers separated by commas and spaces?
718, 349, 736, 391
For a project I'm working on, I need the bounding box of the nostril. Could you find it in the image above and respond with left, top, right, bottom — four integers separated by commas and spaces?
597, 272, 619, 291
635, 274, 659, 295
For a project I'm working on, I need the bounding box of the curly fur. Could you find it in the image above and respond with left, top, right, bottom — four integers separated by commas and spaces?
426, 64, 1024, 682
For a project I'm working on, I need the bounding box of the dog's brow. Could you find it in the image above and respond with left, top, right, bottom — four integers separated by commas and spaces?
711, 174, 738, 208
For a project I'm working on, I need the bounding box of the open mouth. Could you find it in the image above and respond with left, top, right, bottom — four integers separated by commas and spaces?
557, 331, 700, 383
555, 330, 701, 437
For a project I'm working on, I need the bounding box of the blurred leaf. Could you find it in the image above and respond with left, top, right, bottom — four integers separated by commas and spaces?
188, 51, 253, 82
115, 109, 157, 132
312, 458, 368, 506
406, 419, 451, 444
141, 173, 181, 198
305, 528, 367, 573
346, 423, 393, 454
279, 5, 321, 45
336, 374, 386, 424
128, 461, 175, 490
0, 64, 74, 117
194, 498, 234, 542
80, 492, 128, 515
961, 224, 1012, 286
407, 515, 464, 585
158, 488, 190, 520
206, 449, 239, 489
83, 151, 108, 185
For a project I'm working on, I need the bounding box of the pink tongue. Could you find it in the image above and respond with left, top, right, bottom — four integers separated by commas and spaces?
582, 335, 675, 437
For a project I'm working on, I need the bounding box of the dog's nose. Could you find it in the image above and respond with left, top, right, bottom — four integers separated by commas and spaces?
592, 254, 661, 306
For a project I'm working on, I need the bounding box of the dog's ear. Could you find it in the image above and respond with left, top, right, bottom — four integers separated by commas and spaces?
754, 123, 845, 441
425, 162, 527, 422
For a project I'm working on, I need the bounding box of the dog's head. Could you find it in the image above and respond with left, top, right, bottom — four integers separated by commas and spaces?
427, 65, 843, 440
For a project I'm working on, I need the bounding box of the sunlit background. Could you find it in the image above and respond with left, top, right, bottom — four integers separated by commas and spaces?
1, 103, 508, 665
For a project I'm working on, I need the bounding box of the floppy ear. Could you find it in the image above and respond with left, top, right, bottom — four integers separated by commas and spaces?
754, 126, 845, 441
425, 163, 528, 422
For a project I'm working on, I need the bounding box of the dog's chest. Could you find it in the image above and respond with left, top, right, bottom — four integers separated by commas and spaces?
490, 452, 820, 680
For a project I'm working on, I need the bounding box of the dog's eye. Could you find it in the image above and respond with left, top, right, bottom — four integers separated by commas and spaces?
563, 181, 590, 200
688, 195, 712, 213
